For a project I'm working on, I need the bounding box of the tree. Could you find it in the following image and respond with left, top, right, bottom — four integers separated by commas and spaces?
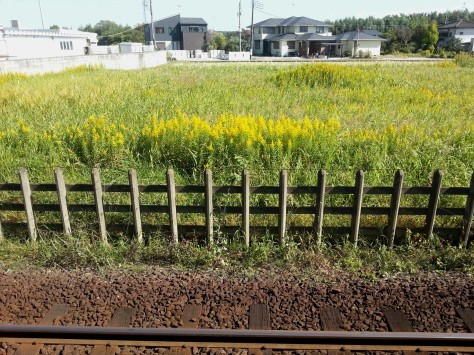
445, 36, 464, 52
49, 25, 60, 30
412, 20, 438, 52
209, 33, 227, 50
79, 21, 145, 45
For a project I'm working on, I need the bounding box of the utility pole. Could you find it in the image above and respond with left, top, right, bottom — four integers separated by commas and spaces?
38, 0, 45, 29
238, 0, 242, 52
250, 0, 255, 58
149, 0, 156, 48
143, 0, 148, 25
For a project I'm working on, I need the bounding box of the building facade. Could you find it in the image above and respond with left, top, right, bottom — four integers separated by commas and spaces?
0, 22, 98, 59
144, 15, 208, 51
438, 20, 474, 52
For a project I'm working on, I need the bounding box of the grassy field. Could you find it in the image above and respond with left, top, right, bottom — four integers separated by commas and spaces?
1, 59, 474, 272
0, 61, 473, 187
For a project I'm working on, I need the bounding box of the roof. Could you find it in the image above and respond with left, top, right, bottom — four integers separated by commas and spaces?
299, 33, 337, 41
252, 16, 329, 28
268, 33, 300, 41
361, 29, 383, 36
154, 14, 207, 26
438, 20, 474, 29
336, 30, 385, 41
180, 17, 208, 25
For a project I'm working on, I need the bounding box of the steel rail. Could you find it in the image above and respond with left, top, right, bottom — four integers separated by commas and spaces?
1, 326, 474, 351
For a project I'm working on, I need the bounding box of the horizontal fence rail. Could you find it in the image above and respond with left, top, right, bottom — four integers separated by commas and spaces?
0, 168, 473, 247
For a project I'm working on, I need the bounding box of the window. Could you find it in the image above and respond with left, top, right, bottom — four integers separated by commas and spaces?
70, 41, 73, 50
60, 42, 64, 50
155, 27, 164, 34
287, 41, 295, 49
66, 41, 70, 50
299, 26, 308, 32
273, 41, 280, 49
316, 26, 324, 33
460, 31, 464, 35
189, 26, 200, 32
262, 27, 275, 34
254, 40, 260, 49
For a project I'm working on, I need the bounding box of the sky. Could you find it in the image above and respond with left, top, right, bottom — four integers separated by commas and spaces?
0, 0, 473, 32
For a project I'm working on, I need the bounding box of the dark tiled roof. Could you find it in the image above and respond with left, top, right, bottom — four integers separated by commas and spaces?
438, 20, 474, 29
361, 29, 383, 36
336, 30, 385, 41
180, 17, 208, 25
280, 16, 329, 27
268, 33, 300, 41
252, 16, 329, 28
299, 33, 337, 41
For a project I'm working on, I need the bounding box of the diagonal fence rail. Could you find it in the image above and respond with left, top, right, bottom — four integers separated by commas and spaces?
0, 168, 473, 247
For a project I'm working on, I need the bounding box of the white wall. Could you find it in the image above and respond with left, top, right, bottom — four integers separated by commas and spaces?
453, 28, 474, 44
0, 51, 167, 75
227, 52, 250, 61
336, 40, 381, 56
3, 35, 89, 59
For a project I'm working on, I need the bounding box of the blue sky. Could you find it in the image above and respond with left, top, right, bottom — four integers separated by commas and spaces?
0, 0, 472, 31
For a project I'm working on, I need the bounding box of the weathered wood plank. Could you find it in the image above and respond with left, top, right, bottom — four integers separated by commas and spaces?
129, 169, 143, 244
320, 307, 343, 331
204, 169, 213, 245
249, 304, 271, 355
90, 307, 135, 355
388, 170, 404, 248
351, 170, 364, 247
384, 308, 413, 332
313, 169, 326, 246
169, 304, 203, 355
462, 173, 474, 247
91, 168, 107, 245
19, 168, 37, 243
457, 308, 474, 333
278, 170, 288, 246
426, 170, 443, 237
167, 169, 179, 244
14, 304, 69, 355
242, 169, 250, 247
54, 168, 71, 235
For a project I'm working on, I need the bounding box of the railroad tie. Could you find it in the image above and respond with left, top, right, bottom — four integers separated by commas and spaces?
14, 303, 70, 355
383, 308, 428, 355
90, 306, 136, 355
319, 307, 350, 355
165, 304, 203, 355
248, 303, 271, 355
457, 308, 474, 333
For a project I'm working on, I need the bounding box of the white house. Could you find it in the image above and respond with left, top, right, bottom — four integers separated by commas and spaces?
0, 22, 98, 59
438, 20, 474, 52
334, 30, 385, 57
250, 17, 384, 57
251, 16, 333, 57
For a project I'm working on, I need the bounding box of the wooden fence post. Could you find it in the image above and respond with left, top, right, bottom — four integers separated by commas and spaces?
128, 169, 143, 244
54, 168, 72, 236
166, 169, 179, 244
242, 169, 250, 247
462, 172, 474, 247
91, 168, 108, 245
278, 170, 288, 246
350, 170, 364, 247
19, 168, 37, 243
426, 170, 443, 238
313, 169, 326, 246
204, 168, 213, 245
0, 213, 4, 241
387, 170, 404, 248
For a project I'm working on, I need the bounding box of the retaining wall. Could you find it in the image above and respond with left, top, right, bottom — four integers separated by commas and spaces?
0, 51, 168, 75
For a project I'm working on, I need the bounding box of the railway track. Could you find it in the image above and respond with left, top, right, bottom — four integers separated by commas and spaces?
1, 303, 474, 354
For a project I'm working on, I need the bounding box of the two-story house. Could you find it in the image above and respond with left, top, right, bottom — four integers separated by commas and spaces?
438, 20, 474, 52
144, 14, 208, 51
251, 16, 334, 57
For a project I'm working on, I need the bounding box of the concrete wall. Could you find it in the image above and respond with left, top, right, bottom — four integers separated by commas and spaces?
0, 51, 167, 75
227, 52, 250, 61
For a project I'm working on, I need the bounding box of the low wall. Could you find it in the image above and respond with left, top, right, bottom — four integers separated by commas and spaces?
228, 52, 251, 61
0, 51, 168, 75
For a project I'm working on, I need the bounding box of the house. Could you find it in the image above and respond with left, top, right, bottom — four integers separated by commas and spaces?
334, 30, 385, 57
144, 14, 208, 51
250, 16, 384, 57
438, 20, 474, 52
0, 21, 98, 59
251, 16, 333, 57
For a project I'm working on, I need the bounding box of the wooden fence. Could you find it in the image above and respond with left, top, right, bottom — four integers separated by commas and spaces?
0, 168, 473, 248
